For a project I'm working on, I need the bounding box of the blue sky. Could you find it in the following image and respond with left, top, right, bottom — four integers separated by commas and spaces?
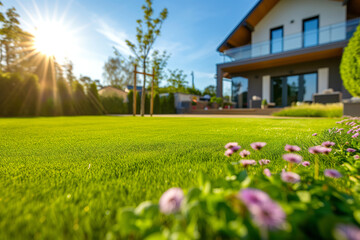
8, 0, 257, 91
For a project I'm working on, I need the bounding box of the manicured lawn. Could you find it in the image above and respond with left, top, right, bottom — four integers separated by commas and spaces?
0, 116, 337, 239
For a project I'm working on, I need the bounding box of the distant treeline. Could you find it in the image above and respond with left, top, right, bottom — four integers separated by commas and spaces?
0, 72, 177, 117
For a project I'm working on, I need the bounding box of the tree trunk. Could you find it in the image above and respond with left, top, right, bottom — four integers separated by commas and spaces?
141, 60, 146, 116
5, 43, 10, 72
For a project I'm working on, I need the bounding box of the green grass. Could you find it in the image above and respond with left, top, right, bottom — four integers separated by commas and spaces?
0, 116, 337, 239
273, 103, 343, 117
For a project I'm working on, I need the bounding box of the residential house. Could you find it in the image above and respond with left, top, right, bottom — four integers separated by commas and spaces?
98, 86, 128, 102
216, 0, 360, 108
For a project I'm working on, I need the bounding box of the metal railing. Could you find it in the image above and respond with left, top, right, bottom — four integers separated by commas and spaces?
221, 18, 360, 63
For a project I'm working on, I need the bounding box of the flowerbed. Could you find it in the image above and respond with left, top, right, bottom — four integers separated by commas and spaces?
272, 103, 343, 118
106, 118, 360, 240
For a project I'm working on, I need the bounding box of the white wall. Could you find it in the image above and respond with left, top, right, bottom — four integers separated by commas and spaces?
251, 0, 346, 56
262, 75, 270, 102
318, 68, 329, 93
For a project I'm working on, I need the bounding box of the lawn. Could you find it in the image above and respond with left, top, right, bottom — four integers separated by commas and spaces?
0, 116, 338, 239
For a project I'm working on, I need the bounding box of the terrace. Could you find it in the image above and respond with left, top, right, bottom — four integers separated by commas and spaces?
220, 18, 360, 64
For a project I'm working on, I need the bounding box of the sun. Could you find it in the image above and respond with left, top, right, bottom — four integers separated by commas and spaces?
33, 20, 76, 61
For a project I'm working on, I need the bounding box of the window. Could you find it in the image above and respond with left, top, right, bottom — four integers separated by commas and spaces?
303, 16, 319, 47
231, 77, 248, 108
271, 73, 318, 107
302, 73, 317, 102
270, 26, 283, 53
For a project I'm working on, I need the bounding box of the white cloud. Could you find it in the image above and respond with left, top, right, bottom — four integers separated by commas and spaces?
95, 18, 133, 56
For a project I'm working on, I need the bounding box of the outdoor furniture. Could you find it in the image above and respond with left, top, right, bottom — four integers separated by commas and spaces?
313, 90, 342, 104
343, 98, 360, 116
250, 96, 262, 108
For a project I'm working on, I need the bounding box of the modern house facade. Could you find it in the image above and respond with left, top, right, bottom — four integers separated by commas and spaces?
216, 0, 360, 108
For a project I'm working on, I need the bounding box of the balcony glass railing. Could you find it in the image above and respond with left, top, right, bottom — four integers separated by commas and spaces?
221, 18, 360, 63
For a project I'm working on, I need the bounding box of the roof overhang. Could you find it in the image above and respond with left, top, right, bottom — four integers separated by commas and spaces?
217, 0, 360, 53
217, 0, 280, 53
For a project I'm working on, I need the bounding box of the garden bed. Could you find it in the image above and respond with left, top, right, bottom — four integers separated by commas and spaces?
273, 103, 343, 118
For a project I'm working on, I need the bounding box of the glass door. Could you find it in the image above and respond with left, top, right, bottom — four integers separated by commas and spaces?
231, 77, 248, 108
287, 75, 299, 106
271, 77, 284, 107
271, 73, 317, 107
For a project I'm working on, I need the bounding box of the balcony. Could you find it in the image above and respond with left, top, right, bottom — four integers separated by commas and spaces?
221, 18, 360, 63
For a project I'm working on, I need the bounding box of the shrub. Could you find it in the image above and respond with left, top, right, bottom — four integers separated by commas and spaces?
262, 99, 268, 106
0, 72, 40, 116
273, 103, 343, 117
340, 24, 360, 97
57, 79, 75, 115
168, 93, 175, 113
100, 96, 128, 114
153, 93, 160, 114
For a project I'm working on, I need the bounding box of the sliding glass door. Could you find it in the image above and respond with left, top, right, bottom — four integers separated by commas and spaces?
271, 73, 317, 107
231, 76, 248, 108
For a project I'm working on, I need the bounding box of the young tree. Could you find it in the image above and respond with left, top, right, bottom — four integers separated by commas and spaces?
151, 50, 170, 89
203, 85, 216, 97
103, 48, 134, 89
126, 0, 168, 116
167, 69, 188, 92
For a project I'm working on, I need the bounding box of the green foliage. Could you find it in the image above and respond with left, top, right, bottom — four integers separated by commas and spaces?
128, 90, 134, 113
87, 82, 104, 115
151, 50, 170, 88
160, 95, 168, 113
0, 72, 40, 116
153, 93, 160, 114
100, 96, 128, 114
167, 93, 175, 113
340, 24, 360, 97
57, 79, 75, 115
273, 103, 343, 117
262, 99, 268, 106
211, 97, 224, 106
166, 69, 188, 92
203, 85, 216, 97
103, 48, 134, 89
187, 87, 202, 96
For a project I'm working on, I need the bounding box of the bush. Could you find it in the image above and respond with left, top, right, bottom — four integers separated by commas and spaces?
87, 82, 104, 115
100, 96, 128, 114
168, 93, 175, 113
273, 103, 343, 117
153, 94, 160, 114
262, 99, 268, 106
0, 72, 40, 116
340, 24, 360, 97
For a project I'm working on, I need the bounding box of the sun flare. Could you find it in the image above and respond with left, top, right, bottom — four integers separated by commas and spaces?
33, 20, 76, 61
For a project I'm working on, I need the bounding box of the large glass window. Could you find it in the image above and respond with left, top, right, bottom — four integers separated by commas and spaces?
287, 75, 299, 106
302, 73, 317, 102
270, 26, 283, 53
303, 17, 319, 47
271, 77, 284, 107
231, 77, 248, 108
271, 73, 317, 107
